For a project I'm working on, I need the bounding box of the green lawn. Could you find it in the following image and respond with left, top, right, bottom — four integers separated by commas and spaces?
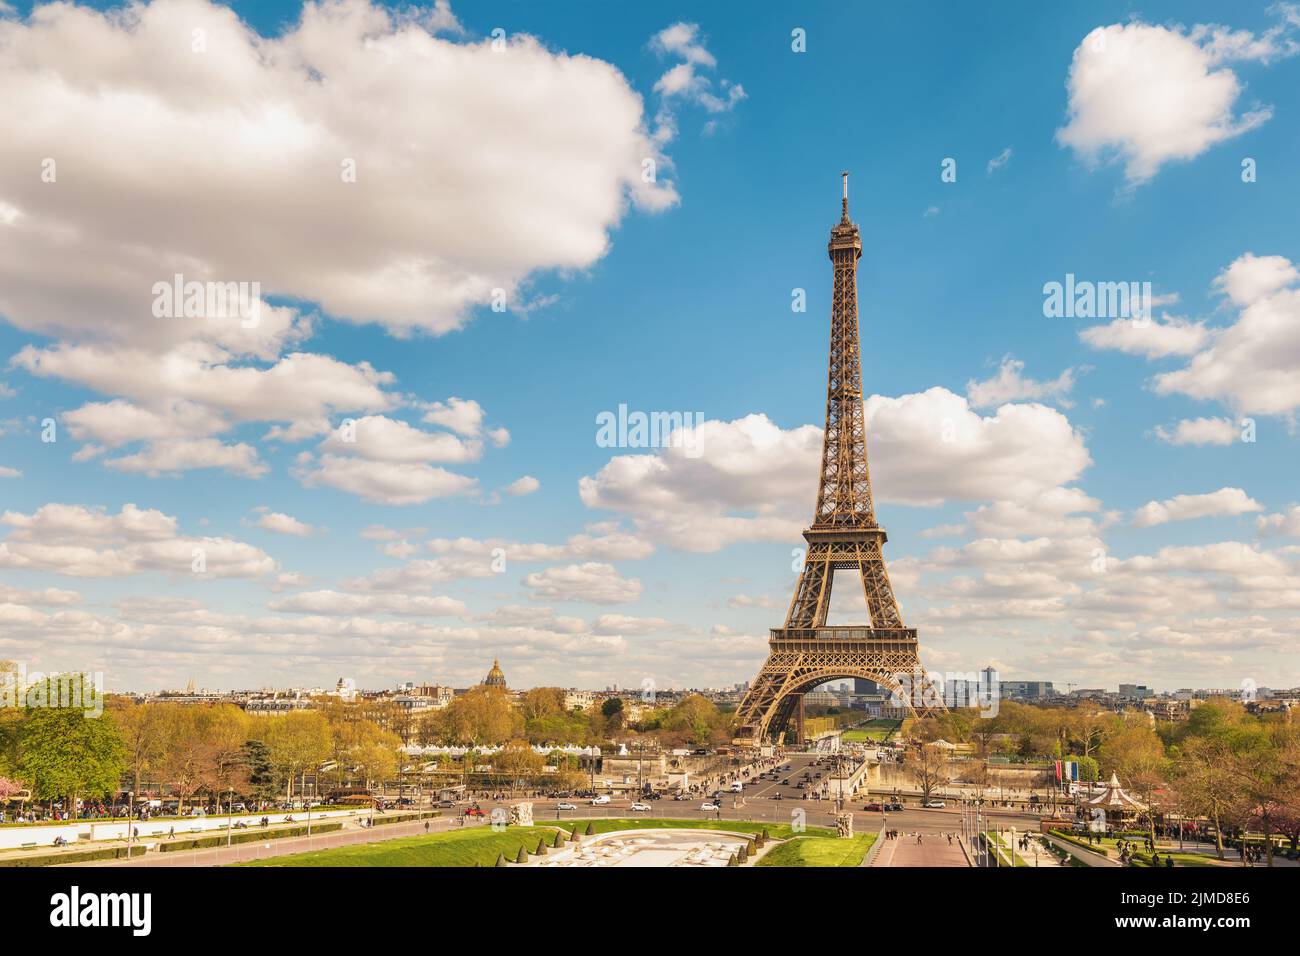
841, 720, 902, 744
757, 832, 876, 867
554, 817, 834, 841
1047, 830, 1222, 867
237, 825, 561, 867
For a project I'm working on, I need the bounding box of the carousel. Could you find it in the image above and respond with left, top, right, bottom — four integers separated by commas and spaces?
1083, 772, 1148, 830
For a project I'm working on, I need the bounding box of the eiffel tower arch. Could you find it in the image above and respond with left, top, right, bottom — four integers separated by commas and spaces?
734, 174, 945, 746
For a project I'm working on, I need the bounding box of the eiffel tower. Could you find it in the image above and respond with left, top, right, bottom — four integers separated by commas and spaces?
733, 174, 944, 746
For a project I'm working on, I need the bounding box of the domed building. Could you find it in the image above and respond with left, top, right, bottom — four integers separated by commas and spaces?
481, 659, 507, 689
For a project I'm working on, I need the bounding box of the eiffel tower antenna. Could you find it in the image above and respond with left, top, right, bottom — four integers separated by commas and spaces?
733, 175, 945, 746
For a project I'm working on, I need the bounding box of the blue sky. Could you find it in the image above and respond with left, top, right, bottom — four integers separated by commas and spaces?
1, 0, 1299, 693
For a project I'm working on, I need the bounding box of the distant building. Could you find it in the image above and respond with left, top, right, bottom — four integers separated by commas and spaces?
564, 689, 594, 711
1118, 684, 1152, 699
245, 696, 316, 716
481, 659, 507, 689
1001, 681, 1055, 700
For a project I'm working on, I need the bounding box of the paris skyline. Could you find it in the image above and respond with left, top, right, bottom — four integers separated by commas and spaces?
2, 0, 1300, 694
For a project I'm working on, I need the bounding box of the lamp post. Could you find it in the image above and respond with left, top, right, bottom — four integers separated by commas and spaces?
226, 788, 234, 847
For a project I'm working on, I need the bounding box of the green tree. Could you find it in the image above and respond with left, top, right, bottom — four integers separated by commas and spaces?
18, 705, 126, 809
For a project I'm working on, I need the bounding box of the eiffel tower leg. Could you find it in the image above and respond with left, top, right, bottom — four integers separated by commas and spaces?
859, 542, 904, 629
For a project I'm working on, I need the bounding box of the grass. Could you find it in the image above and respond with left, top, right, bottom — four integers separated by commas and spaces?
1047, 830, 1221, 867
841, 720, 902, 744
237, 825, 560, 867
757, 832, 876, 867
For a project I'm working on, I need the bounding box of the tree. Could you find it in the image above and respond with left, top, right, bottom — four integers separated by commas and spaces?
108, 699, 169, 798
1173, 736, 1243, 860
263, 711, 333, 801
1101, 726, 1167, 844
18, 704, 126, 809
440, 686, 522, 746
904, 743, 952, 801
240, 739, 277, 803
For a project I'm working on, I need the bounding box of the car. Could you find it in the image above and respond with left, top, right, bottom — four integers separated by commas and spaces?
781, 779, 790, 786
771, 793, 783, 801
923, 800, 946, 809
436, 799, 458, 808
555, 802, 576, 811
590, 795, 611, 805
630, 802, 651, 812
863, 802, 883, 812
672, 793, 689, 801
700, 803, 719, 812
886, 802, 904, 812
463, 807, 486, 817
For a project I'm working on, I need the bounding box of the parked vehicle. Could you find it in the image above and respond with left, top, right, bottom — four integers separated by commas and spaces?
863, 802, 883, 812
556, 802, 577, 811
630, 802, 651, 812
590, 795, 611, 805
923, 800, 946, 809
700, 802, 719, 812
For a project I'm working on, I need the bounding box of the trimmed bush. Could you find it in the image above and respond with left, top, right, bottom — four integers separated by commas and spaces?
0, 843, 146, 868
494, 853, 507, 867
535, 838, 547, 856
161, 821, 343, 852
515, 845, 528, 864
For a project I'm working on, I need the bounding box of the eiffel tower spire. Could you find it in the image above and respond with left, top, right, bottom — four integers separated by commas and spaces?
733, 175, 944, 745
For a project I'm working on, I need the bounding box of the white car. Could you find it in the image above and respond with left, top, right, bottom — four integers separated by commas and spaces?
590, 795, 611, 805
923, 800, 947, 809
629, 802, 651, 812
700, 802, 720, 812
555, 802, 576, 811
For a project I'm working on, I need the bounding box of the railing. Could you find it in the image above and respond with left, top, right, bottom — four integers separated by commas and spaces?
770, 627, 917, 642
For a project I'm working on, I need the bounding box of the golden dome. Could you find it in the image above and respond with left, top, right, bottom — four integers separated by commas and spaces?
482, 658, 507, 688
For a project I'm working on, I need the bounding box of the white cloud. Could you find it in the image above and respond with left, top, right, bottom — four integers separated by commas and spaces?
1056, 20, 1290, 184
648, 21, 744, 143
1080, 315, 1208, 358
579, 390, 1091, 550
966, 357, 1075, 407
0, 0, 675, 346
1152, 417, 1240, 446
254, 510, 317, 537
1155, 253, 1300, 415
294, 453, 477, 506
504, 475, 540, 496
0, 465, 20, 478
0, 503, 277, 579
319, 415, 481, 463
269, 590, 466, 617
1258, 505, 1300, 537
523, 562, 643, 605
986, 147, 1013, 175
1131, 487, 1264, 527
103, 437, 267, 478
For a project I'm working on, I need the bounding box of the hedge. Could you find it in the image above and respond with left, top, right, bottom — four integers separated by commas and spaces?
0, 843, 147, 868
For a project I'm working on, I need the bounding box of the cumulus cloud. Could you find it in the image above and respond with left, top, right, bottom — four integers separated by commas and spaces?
0, 0, 675, 346
648, 22, 744, 143
523, 562, 643, 604
0, 503, 278, 578
966, 357, 1075, 407
1152, 417, 1240, 446
269, 590, 466, 617
1080, 315, 1208, 358
1056, 18, 1294, 184
579, 389, 1091, 551
503, 476, 540, 496
1154, 253, 1300, 415
1131, 487, 1264, 527
253, 509, 317, 537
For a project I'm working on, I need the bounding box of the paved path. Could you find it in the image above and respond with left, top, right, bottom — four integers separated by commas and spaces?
871, 832, 968, 867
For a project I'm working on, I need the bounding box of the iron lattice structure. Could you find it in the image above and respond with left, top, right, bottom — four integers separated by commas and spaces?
733, 175, 945, 746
